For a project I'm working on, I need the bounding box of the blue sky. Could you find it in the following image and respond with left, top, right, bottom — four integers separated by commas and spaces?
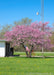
0, 0, 54, 26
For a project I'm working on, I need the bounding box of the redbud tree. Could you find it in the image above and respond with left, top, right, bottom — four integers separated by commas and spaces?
5, 22, 53, 57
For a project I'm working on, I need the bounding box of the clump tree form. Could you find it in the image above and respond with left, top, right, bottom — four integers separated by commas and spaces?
0, 24, 12, 39
5, 22, 53, 57
50, 24, 54, 51
14, 17, 32, 25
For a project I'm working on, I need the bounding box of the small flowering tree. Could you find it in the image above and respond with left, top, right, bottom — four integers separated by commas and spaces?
5, 22, 53, 57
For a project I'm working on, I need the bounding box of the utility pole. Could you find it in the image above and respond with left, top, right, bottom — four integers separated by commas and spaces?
41, 0, 44, 56
36, 0, 44, 56
41, 0, 44, 23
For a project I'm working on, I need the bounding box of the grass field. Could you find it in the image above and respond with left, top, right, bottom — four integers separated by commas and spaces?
0, 52, 54, 75
14, 52, 54, 56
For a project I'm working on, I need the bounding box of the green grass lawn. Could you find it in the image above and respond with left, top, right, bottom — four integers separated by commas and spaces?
0, 55, 54, 75
14, 52, 54, 56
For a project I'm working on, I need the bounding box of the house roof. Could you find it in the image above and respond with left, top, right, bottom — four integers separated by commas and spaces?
0, 39, 10, 42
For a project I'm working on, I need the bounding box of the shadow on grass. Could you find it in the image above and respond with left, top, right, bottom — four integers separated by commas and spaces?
12, 55, 54, 59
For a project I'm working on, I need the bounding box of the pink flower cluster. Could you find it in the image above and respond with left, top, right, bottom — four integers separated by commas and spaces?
4, 22, 53, 50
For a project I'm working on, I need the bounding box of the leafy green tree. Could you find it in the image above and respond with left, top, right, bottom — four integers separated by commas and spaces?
50, 24, 54, 51
0, 24, 12, 39
14, 17, 32, 25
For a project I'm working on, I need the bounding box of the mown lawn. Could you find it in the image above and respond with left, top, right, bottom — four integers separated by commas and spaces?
0, 56, 54, 75
14, 52, 54, 56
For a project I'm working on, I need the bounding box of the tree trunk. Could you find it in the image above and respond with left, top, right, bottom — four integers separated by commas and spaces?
20, 42, 28, 57
29, 45, 34, 57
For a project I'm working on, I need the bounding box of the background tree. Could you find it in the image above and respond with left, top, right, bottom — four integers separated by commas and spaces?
50, 23, 54, 51
14, 17, 32, 25
0, 24, 12, 39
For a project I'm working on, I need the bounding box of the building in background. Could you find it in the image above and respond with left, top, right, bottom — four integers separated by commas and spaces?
0, 40, 13, 57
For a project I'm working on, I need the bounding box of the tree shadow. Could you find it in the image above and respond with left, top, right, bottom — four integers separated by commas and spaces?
12, 55, 54, 59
